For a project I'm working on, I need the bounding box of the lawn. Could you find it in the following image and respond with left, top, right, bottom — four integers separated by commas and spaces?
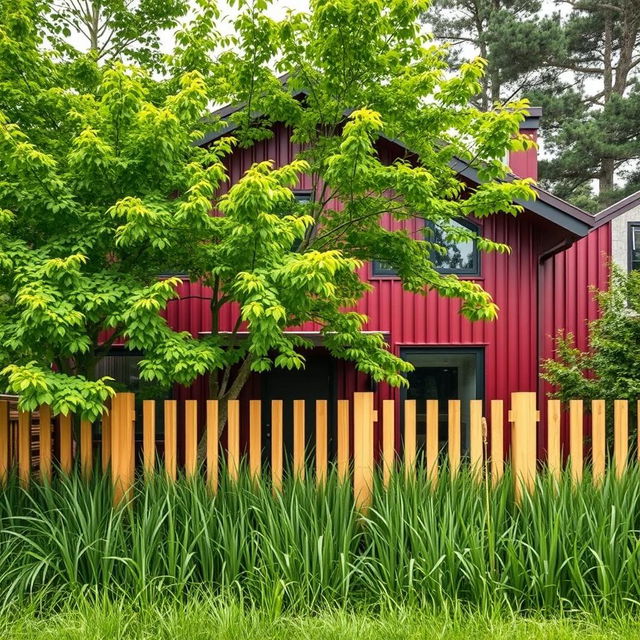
3, 600, 640, 640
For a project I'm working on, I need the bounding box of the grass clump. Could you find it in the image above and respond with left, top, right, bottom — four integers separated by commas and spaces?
1, 464, 640, 616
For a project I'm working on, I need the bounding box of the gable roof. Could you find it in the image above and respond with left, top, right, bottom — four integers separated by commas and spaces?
199, 96, 596, 238
593, 190, 640, 228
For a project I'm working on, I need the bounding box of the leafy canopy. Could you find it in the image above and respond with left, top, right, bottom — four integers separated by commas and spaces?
542, 267, 640, 402
0, 0, 536, 417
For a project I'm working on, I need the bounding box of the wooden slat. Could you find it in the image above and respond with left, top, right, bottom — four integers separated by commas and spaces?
337, 400, 349, 482
469, 400, 483, 482
426, 399, 438, 483
271, 400, 283, 491
80, 419, 92, 480
185, 400, 198, 479
510, 392, 538, 502
0, 401, 7, 485
164, 400, 177, 481
353, 392, 374, 510
569, 399, 583, 483
591, 399, 606, 486
18, 411, 30, 487
39, 404, 52, 482
293, 399, 305, 480
249, 400, 261, 481
547, 399, 561, 481
382, 399, 395, 487
448, 400, 461, 478
101, 405, 111, 472
614, 399, 628, 478
227, 400, 240, 482
111, 393, 135, 506
315, 400, 328, 485
143, 400, 155, 474
206, 400, 219, 494
490, 400, 504, 485
404, 400, 416, 477
59, 413, 73, 474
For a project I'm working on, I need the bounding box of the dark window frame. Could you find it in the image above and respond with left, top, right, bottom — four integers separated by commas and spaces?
399, 346, 485, 403
371, 217, 482, 279
628, 222, 640, 272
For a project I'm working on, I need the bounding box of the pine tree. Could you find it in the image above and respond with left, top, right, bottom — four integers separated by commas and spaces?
426, 0, 562, 109
532, 1, 640, 209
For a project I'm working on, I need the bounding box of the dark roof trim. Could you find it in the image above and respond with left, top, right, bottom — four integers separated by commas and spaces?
199, 100, 593, 237
593, 190, 640, 228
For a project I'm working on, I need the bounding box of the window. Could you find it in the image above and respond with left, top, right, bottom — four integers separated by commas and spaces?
401, 347, 484, 453
428, 218, 480, 275
629, 223, 640, 271
371, 218, 480, 278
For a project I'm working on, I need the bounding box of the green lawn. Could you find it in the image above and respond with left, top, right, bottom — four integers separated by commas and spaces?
2, 601, 639, 640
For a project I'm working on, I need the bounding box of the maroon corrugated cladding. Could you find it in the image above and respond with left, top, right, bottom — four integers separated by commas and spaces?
538, 223, 611, 457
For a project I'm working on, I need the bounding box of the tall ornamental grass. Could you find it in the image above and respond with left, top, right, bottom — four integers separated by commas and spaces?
1, 464, 640, 614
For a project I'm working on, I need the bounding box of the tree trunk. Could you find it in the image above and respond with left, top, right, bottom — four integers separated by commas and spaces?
197, 356, 254, 461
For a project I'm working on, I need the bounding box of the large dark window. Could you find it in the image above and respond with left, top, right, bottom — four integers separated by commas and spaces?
401, 347, 484, 453
372, 218, 480, 278
629, 223, 640, 271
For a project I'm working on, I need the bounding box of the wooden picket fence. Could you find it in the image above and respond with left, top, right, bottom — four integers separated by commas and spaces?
0, 392, 637, 507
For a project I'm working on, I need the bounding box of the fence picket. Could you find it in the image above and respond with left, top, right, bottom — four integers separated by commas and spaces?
80, 419, 92, 480
112, 393, 135, 505
59, 413, 73, 474
207, 400, 219, 494
448, 400, 461, 478
337, 400, 349, 482
614, 399, 628, 478
18, 411, 30, 487
249, 400, 261, 481
293, 400, 305, 480
353, 393, 374, 510
227, 400, 240, 482
143, 400, 155, 474
164, 400, 177, 481
316, 400, 328, 485
185, 400, 198, 479
0, 401, 7, 485
569, 399, 583, 483
591, 400, 605, 485
404, 400, 416, 477
470, 400, 483, 482
271, 400, 283, 491
39, 404, 52, 482
382, 399, 394, 487
490, 400, 504, 485
547, 399, 561, 480
510, 392, 538, 502
426, 399, 438, 483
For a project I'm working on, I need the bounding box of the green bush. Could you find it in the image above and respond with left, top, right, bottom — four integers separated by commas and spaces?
2, 465, 640, 615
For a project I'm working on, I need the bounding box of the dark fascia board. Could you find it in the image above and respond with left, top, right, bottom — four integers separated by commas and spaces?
592, 190, 640, 228
198, 100, 594, 237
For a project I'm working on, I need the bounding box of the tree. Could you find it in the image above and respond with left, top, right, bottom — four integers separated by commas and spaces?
45, 0, 190, 69
532, 1, 640, 209
542, 267, 640, 402
424, 0, 563, 109
0, 0, 536, 427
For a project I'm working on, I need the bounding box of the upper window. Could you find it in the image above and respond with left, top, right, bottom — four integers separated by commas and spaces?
427, 218, 480, 275
629, 223, 640, 271
372, 218, 480, 278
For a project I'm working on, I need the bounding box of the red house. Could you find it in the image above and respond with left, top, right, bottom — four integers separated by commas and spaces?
100, 105, 636, 455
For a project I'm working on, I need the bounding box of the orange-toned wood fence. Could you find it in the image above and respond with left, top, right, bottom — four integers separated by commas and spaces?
0, 392, 638, 507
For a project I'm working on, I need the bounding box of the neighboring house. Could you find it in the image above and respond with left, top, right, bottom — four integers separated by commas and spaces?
101, 105, 635, 454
